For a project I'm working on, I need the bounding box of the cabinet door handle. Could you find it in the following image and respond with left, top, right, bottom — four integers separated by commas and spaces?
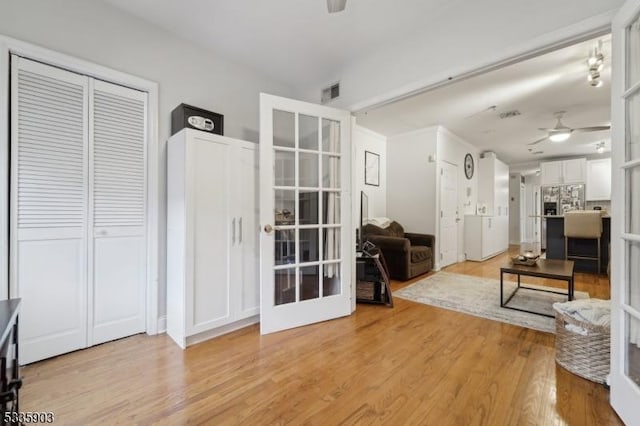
239, 217, 243, 243
232, 218, 236, 244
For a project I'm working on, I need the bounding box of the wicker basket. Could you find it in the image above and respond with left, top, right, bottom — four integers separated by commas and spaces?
554, 310, 610, 384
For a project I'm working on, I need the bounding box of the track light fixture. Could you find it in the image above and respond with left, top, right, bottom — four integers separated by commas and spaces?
587, 41, 605, 87
327, 0, 347, 13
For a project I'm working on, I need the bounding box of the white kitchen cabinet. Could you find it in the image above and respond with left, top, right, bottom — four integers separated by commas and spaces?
586, 158, 612, 201
540, 158, 586, 185
167, 129, 259, 349
541, 161, 564, 185
562, 158, 587, 183
465, 215, 508, 261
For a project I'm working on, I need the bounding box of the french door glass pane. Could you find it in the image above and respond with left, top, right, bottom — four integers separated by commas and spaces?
275, 150, 295, 186
627, 92, 640, 161
275, 190, 295, 226
629, 241, 640, 312
273, 110, 295, 148
323, 229, 341, 261
299, 191, 319, 225
299, 152, 319, 187
323, 263, 341, 296
275, 229, 295, 266
322, 118, 340, 153
626, 314, 640, 386
275, 267, 296, 305
300, 265, 320, 301
323, 192, 341, 225
300, 228, 319, 263
322, 155, 341, 188
299, 114, 319, 150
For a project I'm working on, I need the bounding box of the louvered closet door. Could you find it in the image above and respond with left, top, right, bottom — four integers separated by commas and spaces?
10, 56, 89, 364
89, 80, 147, 345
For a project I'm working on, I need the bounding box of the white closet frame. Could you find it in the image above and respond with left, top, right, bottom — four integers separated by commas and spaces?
0, 35, 161, 334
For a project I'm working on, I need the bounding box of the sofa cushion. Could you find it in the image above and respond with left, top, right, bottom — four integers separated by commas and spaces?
363, 221, 405, 238
386, 221, 404, 238
410, 246, 432, 263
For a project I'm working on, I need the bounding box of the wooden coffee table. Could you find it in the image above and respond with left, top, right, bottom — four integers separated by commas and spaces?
500, 259, 575, 318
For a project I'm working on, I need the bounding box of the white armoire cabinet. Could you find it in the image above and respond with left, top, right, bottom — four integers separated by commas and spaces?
167, 129, 259, 348
465, 152, 509, 261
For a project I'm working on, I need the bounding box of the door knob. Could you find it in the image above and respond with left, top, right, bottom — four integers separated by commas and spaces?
264, 224, 274, 234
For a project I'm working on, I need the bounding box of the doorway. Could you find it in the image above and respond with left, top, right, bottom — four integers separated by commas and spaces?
8, 53, 155, 364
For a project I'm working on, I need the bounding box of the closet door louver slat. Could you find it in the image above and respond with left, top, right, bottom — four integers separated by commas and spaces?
16, 70, 86, 230
92, 88, 146, 228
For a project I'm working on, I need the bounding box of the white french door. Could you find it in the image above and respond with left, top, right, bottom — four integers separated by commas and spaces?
259, 93, 352, 334
439, 161, 458, 268
610, 0, 640, 421
10, 56, 147, 363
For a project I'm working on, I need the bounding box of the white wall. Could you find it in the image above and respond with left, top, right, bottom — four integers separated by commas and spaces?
0, 0, 298, 322
386, 126, 479, 269
387, 127, 438, 239
436, 127, 480, 263
353, 124, 387, 225
310, 0, 622, 110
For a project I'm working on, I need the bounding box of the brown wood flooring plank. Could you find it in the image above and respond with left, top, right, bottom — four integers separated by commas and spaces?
19, 247, 622, 425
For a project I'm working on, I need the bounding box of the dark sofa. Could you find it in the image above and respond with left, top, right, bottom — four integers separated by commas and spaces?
362, 221, 435, 281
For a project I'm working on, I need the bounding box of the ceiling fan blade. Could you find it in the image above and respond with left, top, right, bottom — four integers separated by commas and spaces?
527, 136, 548, 146
574, 126, 611, 133
538, 127, 554, 132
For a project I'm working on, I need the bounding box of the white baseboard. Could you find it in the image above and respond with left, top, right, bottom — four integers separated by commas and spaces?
185, 315, 259, 347
157, 315, 167, 334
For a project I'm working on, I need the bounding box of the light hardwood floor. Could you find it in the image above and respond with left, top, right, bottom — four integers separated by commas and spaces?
20, 248, 622, 425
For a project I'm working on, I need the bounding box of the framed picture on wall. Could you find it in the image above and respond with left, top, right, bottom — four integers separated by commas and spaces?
365, 151, 380, 186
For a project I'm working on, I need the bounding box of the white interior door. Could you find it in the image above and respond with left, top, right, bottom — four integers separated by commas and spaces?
610, 0, 640, 421
259, 93, 352, 334
439, 161, 458, 267
10, 56, 89, 364
89, 79, 147, 345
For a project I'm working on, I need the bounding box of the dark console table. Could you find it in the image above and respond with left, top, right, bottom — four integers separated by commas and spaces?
0, 299, 21, 425
356, 252, 393, 307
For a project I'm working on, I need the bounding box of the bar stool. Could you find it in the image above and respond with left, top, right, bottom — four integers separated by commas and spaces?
564, 211, 603, 274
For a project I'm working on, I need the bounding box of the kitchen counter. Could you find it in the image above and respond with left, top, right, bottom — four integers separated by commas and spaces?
545, 216, 610, 273
530, 214, 610, 218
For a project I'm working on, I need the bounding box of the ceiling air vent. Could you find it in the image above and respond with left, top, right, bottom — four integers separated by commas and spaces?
499, 110, 522, 119
321, 82, 340, 104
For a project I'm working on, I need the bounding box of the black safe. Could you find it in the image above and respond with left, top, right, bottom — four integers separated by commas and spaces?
171, 103, 224, 136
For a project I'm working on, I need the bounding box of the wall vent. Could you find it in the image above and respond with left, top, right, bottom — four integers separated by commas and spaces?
321, 82, 340, 104
499, 110, 521, 119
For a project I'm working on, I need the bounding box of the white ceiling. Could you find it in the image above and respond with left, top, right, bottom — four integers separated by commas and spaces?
103, 0, 456, 92
356, 35, 612, 165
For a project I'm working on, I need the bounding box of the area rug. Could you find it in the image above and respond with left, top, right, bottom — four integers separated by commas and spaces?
394, 271, 589, 334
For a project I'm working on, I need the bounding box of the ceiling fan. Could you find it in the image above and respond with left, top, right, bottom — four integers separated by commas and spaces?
527, 111, 610, 145
327, 0, 347, 13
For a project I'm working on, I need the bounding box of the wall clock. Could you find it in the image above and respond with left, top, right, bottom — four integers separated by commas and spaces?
464, 153, 474, 179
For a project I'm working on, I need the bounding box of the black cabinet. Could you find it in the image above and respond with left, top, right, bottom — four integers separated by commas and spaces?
356, 253, 393, 307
